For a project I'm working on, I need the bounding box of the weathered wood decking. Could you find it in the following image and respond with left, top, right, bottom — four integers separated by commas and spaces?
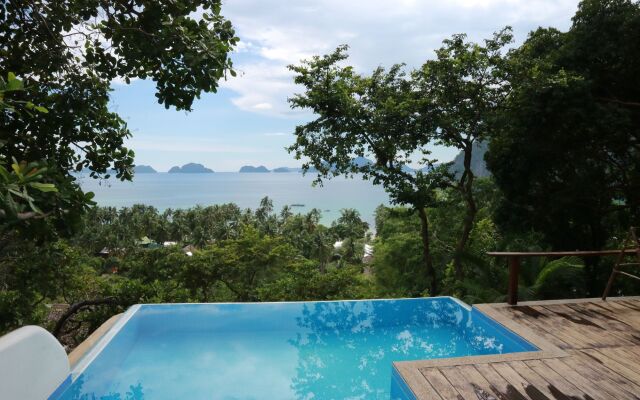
395, 297, 640, 400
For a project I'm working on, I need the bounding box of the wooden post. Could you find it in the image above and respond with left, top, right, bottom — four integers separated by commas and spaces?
507, 256, 520, 305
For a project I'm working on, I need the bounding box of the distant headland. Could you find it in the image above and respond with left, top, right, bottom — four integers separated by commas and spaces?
168, 163, 214, 173
108, 143, 489, 176
134, 165, 157, 173
239, 165, 270, 173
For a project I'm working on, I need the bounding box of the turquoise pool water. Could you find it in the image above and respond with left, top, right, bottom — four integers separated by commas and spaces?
54, 298, 536, 400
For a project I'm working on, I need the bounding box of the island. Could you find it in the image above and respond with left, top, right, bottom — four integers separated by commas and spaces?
239, 165, 270, 173
168, 163, 214, 173
134, 165, 157, 173
272, 167, 293, 173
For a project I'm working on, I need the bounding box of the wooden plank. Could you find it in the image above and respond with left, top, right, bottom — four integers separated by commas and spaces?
525, 306, 597, 349
506, 305, 582, 347
523, 359, 592, 400
579, 348, 640, 383
593, 301, 640, 326
541, 357, 625, 400
624, 344, 640, 359
474, 363, 534, 400
420, 368, 463, 399
507, 361, 565, 400
565, 302, 640, 345
567, 350, 640, 398
618, 299, 640, 312
543, 304, 636, 347
557, 352, 640, 400
597, 346, 640, 375
538, 304, 619, 348
491, 363, 549, 400
588, 301, 640, 328
439, 366, 499, 400
625, 298, 640, 306
498, 307, 574, 349
458, 365, 511, 400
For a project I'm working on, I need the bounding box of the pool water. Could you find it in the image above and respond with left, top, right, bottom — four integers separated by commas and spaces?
54, 298, 536, 400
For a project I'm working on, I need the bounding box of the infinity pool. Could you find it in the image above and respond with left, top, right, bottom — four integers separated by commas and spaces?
53, 298, 536, 400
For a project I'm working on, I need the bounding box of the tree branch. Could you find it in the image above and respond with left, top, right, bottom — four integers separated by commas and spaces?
53, 297, 118, 338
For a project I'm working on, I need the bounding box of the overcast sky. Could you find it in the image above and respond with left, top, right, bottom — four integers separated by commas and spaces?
111, 0, 580, 172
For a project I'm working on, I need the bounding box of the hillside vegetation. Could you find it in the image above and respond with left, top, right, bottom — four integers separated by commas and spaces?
1, 0, 639, 347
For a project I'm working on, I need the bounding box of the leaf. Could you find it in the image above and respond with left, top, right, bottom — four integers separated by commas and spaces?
29, 182, 58, 193
11, 162, 22, 177
6, 73, 23, 91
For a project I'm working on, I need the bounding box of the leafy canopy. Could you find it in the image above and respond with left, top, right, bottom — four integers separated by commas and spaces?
486, 0, 640, 251
0, 1, 238, 229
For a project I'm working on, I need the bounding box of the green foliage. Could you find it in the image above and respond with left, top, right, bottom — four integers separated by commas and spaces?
258, 263, 374, 301
486, 0, 640, 255
373, 231, 424, 296
1, 2, 238, 223
0, 201, 377, 343
0, 72, 96, 240
531, 257, 586, 300
0, 159, 57, 220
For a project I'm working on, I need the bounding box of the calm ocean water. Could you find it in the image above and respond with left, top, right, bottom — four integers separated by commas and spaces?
77, 173, 390, 225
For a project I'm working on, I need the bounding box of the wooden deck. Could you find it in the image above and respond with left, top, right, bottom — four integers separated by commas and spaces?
394, 297, 640, 400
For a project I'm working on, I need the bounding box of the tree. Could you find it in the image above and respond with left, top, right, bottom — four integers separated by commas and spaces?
486, 0, 640, 257
331, 208, 369, 263
415, 28, 512, 280
288, 46, 451, 295
0, 1, 238, 223
332, 208, 369, 241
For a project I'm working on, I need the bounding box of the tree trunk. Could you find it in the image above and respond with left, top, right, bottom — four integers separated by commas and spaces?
417, 207, 437, 295
452, 143, 477, 281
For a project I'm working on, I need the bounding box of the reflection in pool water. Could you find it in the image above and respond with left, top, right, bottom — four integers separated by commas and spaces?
54, 298, 535, 400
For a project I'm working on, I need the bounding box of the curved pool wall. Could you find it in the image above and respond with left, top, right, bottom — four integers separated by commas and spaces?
0, 325, 71, 400
52, 297, 537, 400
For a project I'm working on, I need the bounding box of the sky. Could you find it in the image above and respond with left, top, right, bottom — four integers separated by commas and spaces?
110, 0, 581, 172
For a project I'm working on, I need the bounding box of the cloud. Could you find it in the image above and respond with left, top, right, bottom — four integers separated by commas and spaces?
221, 0, 579, 116
221, 62, 302, 116
253, 102, 273, 110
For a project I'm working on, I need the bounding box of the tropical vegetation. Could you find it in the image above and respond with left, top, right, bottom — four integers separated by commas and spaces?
1, 0, 639, 348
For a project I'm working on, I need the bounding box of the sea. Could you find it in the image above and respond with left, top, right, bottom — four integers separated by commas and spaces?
77, 172, 390, 226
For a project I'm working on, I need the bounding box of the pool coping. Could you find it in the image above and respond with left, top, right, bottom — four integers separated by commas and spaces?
67, 305, 141, 377
68, 313, 122, 368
